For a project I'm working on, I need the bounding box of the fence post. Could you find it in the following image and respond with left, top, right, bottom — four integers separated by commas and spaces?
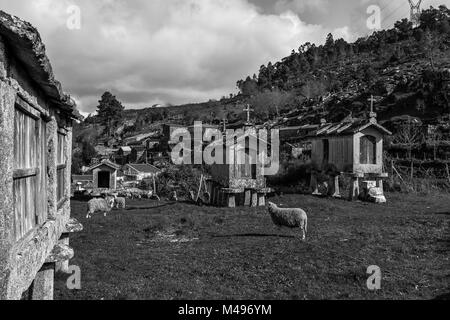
390, 160, 394, 187
446, 164, 450, 184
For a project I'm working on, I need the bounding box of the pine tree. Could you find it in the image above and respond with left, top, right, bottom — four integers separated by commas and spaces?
96, 91, 124, 136
325, 33, 334, 48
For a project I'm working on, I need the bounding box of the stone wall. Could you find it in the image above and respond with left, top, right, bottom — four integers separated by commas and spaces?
0, 33, 73, 299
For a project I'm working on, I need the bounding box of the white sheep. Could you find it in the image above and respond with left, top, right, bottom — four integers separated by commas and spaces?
267, 202, 308, 241
129, 191, 142, 199
86, 196, 115, 219
114, 196, 126, 209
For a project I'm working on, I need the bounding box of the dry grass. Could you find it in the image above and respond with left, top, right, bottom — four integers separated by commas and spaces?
55, 193, 449, 300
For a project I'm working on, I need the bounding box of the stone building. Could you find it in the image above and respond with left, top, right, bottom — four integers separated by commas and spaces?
86, 160, 121, 192
0, 11, 82, 299
210, 126, 272, 208
302, 114, 392, 201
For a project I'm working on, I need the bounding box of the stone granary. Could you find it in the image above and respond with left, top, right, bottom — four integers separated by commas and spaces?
86, 159, 121, 192
210, 126, 272, 208
302, 113, 392, 201
0, 11, 82, 300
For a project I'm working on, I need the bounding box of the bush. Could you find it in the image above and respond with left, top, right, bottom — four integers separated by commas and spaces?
156, 165, 203, 199
267, 160, 312, 190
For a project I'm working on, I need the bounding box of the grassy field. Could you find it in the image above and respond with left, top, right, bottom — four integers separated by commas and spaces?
55, 193, 449, 300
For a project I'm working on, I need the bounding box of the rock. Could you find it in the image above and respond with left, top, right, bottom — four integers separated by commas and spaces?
64, 218, 83, 234
0, 10, 80, 118
45, 244, 74, 264
368, 187, 387, 204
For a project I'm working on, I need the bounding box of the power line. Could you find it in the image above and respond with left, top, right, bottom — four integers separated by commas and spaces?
379, 0, 393, 14
381, 1, 409, 27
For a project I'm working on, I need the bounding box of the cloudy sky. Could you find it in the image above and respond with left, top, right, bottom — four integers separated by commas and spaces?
0, 0, 445, 115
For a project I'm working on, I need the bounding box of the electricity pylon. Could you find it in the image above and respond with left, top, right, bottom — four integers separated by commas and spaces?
408, 0, 422, 27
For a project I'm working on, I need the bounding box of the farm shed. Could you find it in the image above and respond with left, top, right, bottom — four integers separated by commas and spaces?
0, 11, 82, 299
130, 145, 147, 163
117, 146, 132, 156
115, 146, 132, 165
210, 126, 272, 208
86, 160, 121, 192
302, 114, 392, 200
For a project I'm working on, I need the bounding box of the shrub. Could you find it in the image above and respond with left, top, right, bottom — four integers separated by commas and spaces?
156, 165, 203, 199
267, 160, 312, 190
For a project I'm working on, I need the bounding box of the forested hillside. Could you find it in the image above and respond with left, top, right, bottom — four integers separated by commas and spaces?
234, 5, 450, 127
75, 6, 450, 158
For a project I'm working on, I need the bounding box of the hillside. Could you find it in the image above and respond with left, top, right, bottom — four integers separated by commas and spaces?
74, 6, 450, 155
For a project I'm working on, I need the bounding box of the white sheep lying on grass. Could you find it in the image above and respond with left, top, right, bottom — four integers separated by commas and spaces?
268, 202, 308, 241
86, 196, 115, 219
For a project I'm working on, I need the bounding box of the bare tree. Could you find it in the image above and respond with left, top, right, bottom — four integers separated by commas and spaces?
393, 121, 424, 159
427, 128, 442, 160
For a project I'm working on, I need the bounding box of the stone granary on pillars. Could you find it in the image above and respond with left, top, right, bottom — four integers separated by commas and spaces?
210, 126, 273, 208
303, 113, 392, 201
0, 11, 83, 300
86, 159, 121, 192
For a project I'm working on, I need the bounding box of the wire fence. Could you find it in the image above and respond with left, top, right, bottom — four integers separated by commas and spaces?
386, 157, 450, 193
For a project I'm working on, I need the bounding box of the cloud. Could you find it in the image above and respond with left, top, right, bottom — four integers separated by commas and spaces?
0, 0, 357, 114
273, 0, 331, 14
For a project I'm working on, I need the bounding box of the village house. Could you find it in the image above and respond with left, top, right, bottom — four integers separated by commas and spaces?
115, 146, 132, 165
145, 138, 165, 164
123, 132, 158, 146
130, 145, 147, 163
0, 11, 82, 300
122, 163, 162, 182
106, 137, 119, 148
146, 138, 162, 151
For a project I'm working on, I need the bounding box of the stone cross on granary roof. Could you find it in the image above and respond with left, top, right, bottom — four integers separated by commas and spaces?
243, 104, 254, 125
368, 95, 377, 120
221, 118, 229, 132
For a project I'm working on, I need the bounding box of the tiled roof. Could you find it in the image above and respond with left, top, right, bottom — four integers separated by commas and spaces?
119, 146, 132, 152
0, 11, 79, 118
304, 118, 392, 138
126, 164, 161, 174
87, 160, 121, 172
72, 175, 93, 181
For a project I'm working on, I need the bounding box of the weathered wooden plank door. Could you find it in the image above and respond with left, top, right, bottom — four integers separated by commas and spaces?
360, 135, 377, 165
13, 99, 48, 240
56, 130, 67, 208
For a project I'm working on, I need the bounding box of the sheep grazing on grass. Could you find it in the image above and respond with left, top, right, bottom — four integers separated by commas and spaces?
114, 196, 126, 209
267, 202, 308, 241
86, 196, 115, 219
